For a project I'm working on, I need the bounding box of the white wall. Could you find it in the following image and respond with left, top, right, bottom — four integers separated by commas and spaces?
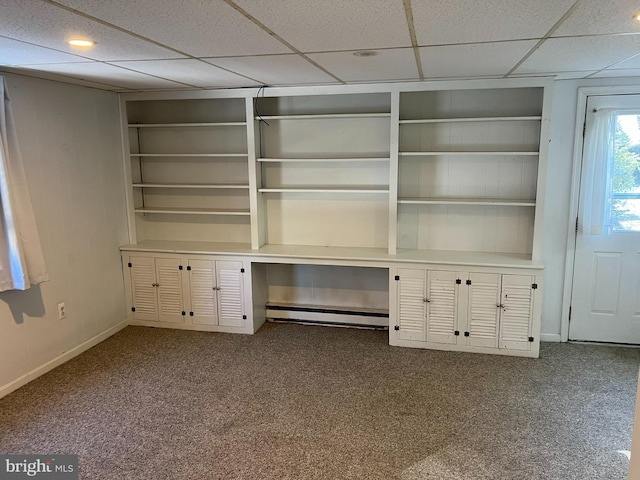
0, 73, 128, 395
541, 76, 640, 339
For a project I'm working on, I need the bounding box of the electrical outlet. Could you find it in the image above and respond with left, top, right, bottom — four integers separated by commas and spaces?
57, 302, 66, 320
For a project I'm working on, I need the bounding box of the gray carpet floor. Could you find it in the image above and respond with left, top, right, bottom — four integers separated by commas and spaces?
0, 323, 638, 480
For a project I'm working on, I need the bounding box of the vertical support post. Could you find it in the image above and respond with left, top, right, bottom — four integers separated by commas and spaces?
388, 90, 400, 255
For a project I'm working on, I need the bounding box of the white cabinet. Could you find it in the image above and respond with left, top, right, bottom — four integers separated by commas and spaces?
128, 256, 185, 324
391, 266, 540, 356
187, 258, 245, 328
124, 253, 254, 333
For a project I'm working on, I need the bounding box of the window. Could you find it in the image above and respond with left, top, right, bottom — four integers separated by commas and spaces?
610, 114, 640, 232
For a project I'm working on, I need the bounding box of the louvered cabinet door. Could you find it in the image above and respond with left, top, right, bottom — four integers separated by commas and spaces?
154, 257, 185, 324
216, 261, 245, 328
466, 273, 501, 348
396, 269, 427, 341
499, 275, 534, 351
426, 270, 458, 344
188, 259, 218, 326
129, 256, 159, 322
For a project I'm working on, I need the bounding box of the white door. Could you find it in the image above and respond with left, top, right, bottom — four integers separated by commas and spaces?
499, 275, 534, 351
466, 272, 501, 348
216, 261, 245, 328
396, 268, 427, 341
426, 270, 458, 345
570, 94, 640, 343
188, 258, 218, 326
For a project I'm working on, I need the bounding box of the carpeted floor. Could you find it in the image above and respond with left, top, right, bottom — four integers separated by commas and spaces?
0, 323, 638, 480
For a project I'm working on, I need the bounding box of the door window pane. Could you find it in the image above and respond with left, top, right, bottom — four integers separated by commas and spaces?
611, 115, 640, 232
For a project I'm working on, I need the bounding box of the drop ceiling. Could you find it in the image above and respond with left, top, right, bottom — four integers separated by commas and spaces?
1, 0, 640, 92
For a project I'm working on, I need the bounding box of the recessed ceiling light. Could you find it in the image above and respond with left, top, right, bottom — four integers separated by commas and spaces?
635, 13, 640, 21
353, 50, 378, 57
68, 39, 95, 48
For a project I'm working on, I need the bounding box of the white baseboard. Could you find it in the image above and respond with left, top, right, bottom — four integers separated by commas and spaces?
0, 319, 128, 400
540, 333, 562, 342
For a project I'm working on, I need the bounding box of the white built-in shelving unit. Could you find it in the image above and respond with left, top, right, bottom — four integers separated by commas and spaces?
119, 79, 551, 357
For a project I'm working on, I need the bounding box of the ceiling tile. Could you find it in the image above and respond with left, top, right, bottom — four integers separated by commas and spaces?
514, 35, 640, 74
307, 48, 418, 82
55, 0, 292, 57
207, 55, 338, 86
0, 0, 182, 62
22, 63, 186, 89
0, 37, 90, 65
510, 71, 598, 79
111, 59, 259, 88
233, 0, 411, 52
591, 68, 640, 78
419, 41, 537, 78
0, 65, 122, 90
554, 0, 640, 36
607, 52, 640, 69
412, 0, 575, 45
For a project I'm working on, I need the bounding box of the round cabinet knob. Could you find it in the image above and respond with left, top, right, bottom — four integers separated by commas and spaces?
424, 298, 430, 303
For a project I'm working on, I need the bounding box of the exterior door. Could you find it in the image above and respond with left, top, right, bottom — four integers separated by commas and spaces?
570, 94, 640, 343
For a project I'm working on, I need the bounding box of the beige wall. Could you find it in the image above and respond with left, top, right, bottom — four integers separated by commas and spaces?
0, 73, 128, 395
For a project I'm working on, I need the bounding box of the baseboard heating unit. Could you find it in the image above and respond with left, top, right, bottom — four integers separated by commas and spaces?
265, 303, 389, 329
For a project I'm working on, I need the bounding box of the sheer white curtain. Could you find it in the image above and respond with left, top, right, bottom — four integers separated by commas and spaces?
579, 107, 616, 235
0, 77, 47, 291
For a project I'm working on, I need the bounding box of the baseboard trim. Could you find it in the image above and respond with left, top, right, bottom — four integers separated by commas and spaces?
540, 333, 561, 343
0, 319, 128, 400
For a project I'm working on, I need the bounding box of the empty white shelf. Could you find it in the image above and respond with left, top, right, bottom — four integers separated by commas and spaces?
257, 157, 390, 163
128, 122, 246, 128
129, 153, 248, 157
399, 151, 539, 156
399, 116, 542, 124
255, 113, 391, 120
132, 183, 250, 189
134, 207, 251, 216
259, 187, 390, 194
398, 197, 536, 207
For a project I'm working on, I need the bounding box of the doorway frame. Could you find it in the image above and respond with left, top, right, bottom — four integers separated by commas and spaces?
561, 85, 640, 342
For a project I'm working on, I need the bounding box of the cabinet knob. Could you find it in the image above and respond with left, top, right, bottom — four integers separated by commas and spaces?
424, 298, 430, 303
152, 283, 159, 287
497, 303, 505, 309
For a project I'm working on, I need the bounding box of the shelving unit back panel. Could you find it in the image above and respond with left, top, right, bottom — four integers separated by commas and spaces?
137, 188, 250, 210
259, 117, 390, 159
256, 93, 390, 116
266, 263, 389, 311
265, 194, 389, 249
139, 157, 249, 185
136, 127, 247, 155
398, 204, 534, 255
398, 155, 538, 200
262, 162, 389, 189
399, 88, 543, 120
127, 98, 246, 124
399, 121, 541, 153
135, 213, 250, 244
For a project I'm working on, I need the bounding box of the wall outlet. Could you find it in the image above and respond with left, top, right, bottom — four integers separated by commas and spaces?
57, 302, 66, 320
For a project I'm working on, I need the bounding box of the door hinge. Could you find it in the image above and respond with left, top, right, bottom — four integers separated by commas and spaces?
394, 325, 400, 331
532, 283, 538, 289
394, 275, 399, 281
568, 306, 572, 321
241, 268, 245, 273
189, 312, 194, 316
179, 265, 183, 270
583, 122, 586, 138
528, 337, 534, 342
455, 279, 462, 284
464, 331, 470, 337
187, 265, 191, 271
575, 216, 579, 233
131, 307, 136, 312
454, 330, 460, 336
181, 311, 186, 316
466, 279, 472, 285
242, 315, 247, 320
128, 262, 132, 268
